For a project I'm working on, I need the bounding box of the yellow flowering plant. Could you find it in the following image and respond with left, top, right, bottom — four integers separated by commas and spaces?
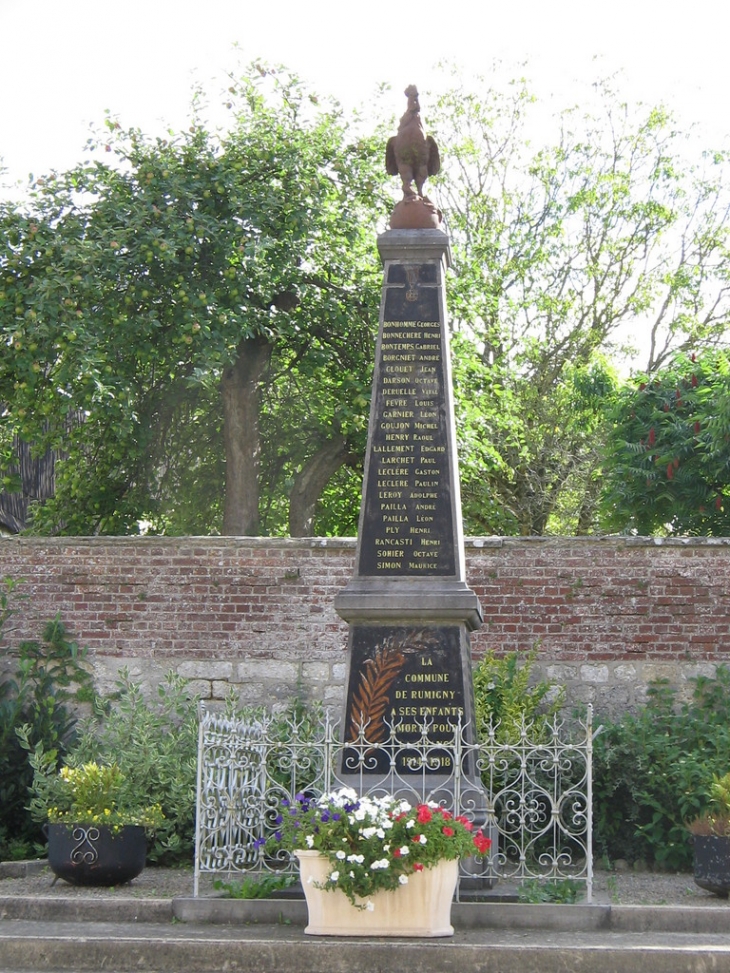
40, 762, 164, 831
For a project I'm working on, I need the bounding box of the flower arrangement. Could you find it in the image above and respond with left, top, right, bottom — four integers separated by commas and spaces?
266, 787, 491, 906
41, 762, 164, 831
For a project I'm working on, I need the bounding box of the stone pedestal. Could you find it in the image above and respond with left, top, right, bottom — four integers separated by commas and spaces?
335, 229, 487, 817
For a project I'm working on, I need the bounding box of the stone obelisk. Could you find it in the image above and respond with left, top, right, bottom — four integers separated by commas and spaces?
335, 87, 487, 818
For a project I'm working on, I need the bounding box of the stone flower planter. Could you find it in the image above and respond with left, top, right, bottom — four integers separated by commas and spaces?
46, 823, 147, 886
295, 849, 458, 937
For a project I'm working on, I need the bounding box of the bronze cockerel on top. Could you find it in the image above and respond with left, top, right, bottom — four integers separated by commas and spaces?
385, 86, 442, 229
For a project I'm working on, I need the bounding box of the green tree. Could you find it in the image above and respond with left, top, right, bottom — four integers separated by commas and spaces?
429, 73, 730, 535
0, 66, 388, 536
600, 350, 730, 534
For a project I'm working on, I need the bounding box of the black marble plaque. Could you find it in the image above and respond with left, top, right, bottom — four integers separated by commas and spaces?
343, 624, 465, 775
357, 263, 456, 577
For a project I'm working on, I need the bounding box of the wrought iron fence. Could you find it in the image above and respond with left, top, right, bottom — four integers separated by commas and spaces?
194, 706, 595, 900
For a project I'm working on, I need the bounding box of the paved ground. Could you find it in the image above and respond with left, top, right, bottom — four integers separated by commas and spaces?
0, 862, 726, 906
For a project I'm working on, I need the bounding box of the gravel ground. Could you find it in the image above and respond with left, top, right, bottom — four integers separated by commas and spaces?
1, 862, 728, 906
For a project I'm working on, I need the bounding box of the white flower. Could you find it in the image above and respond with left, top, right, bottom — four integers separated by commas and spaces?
370, 858, 390, 870
307, 876, 314, 884
406, 820, 415, 829
366, 901, 375, 912
336, 850, 346, 860
398, 845, 410, 856
375, 828, 385, 839
347, 854, 365, 864
305, 834, 315, 849
399, 875, 409, 885
324, 787, 357, 806
417, 834, 427, 845
349, 870, 355, 877
383, 844, 390, 853
361, 826, 378, 839
329, 871, 339, 882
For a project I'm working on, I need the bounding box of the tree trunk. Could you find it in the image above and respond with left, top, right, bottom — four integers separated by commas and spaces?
220, 335, 273, 536
288, 435, 351, 537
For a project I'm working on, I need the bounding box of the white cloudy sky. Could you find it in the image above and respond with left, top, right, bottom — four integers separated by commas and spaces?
1, 0, 729, 188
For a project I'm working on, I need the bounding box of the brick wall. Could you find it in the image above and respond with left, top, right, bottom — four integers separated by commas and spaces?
1, 535, 729, 717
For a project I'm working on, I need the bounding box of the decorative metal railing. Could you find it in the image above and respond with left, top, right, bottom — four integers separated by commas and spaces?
194, 706, 595, 900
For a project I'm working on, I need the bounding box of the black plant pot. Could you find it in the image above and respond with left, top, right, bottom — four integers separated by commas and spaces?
46, 823, 147, 886
692, 834, 730, 898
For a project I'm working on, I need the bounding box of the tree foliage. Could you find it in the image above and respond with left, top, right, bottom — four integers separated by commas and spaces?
601, 350, 730, 534
429, 73, 730, 535
0, 66, 388, 536
3, 68, 730, 538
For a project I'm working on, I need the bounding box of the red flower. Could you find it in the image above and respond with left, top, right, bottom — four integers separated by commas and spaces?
416, 805, 432, 824
455, 815, 473, 831
413, 863, 424, 872
442, 826, 455, 837
393, 848, 402, 858
412, 835, 424, 843
473, 830, 492, 856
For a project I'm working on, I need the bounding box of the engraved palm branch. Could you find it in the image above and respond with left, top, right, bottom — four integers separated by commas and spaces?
346, 630, 439, 744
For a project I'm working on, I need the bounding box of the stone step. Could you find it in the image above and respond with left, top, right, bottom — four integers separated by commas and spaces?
2, 917, 730, 973
3, 897, 730, 973
4, 894, 730, 934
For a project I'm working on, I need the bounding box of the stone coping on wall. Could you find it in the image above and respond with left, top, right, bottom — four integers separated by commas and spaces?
4, 532, 730, 548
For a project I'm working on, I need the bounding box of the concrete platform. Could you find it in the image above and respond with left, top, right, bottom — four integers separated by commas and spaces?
2, 894, 730, 973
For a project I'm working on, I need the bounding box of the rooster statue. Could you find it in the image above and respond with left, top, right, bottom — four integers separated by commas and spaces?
385, 86, 442, 228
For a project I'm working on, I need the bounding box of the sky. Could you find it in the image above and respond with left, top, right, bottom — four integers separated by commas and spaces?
2, 0, 730, 191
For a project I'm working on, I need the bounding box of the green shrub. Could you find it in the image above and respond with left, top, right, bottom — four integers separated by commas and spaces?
25, 669, 328, 868
49, 670, 200, 865
0, 600, 93, 861
473, 649, 564, 743
593, 669, 730, 870
213, 874, 296, 898
517, 877, 582, 903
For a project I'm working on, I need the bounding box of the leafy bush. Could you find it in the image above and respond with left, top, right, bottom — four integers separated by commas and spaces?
517, 877, 582, 903
213, 874, 295, 899
593, 669, 730, 870
0, 598, 93, 861
473, 649, 564, 743
36, 670, 201, 865
26, 759, 165, 831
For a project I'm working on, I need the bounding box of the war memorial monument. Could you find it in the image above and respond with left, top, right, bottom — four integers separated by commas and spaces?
335, 87, 487, 816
